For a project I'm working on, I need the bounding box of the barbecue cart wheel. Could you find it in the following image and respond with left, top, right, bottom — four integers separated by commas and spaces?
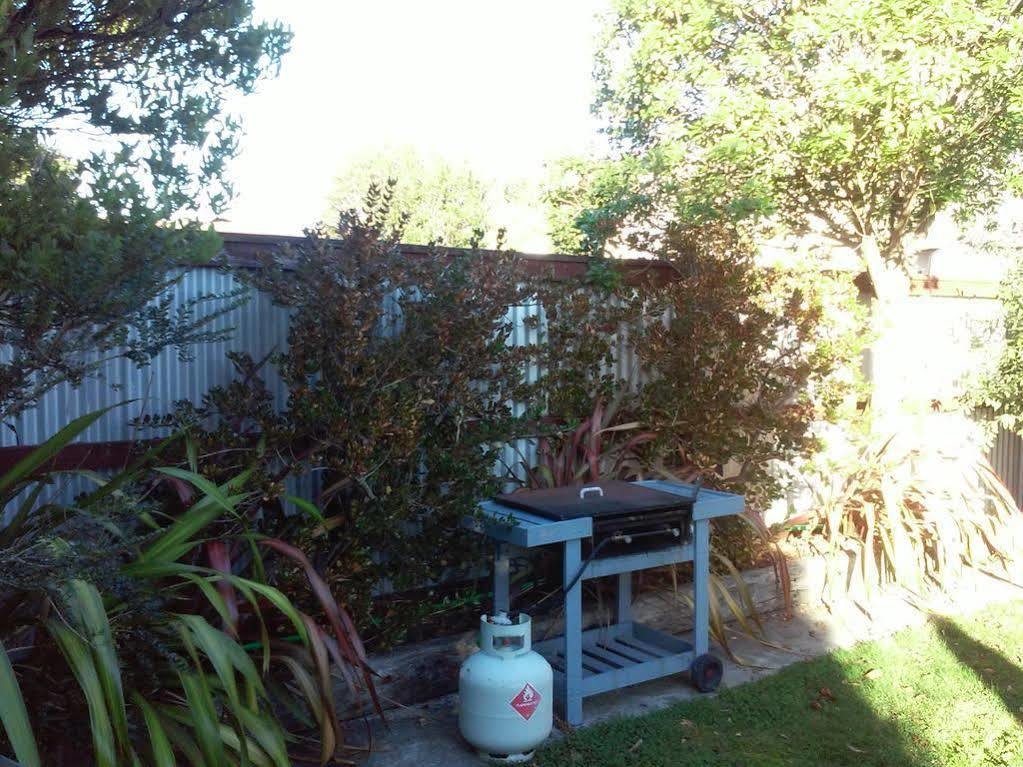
690, 654, 723, 693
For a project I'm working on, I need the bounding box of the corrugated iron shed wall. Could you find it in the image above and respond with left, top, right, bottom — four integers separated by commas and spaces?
4, 234, 1022, 512
990, 426, 1023, 509
0, 266, 297, 511
1, 267, 289, 448
3, 228, 678, 449
0, 261, 646, 506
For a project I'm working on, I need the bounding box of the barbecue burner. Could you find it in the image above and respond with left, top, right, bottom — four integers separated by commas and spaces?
495, 480, 696, 555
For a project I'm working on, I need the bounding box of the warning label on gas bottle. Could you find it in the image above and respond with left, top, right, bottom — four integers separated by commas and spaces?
510, 683, 541, 720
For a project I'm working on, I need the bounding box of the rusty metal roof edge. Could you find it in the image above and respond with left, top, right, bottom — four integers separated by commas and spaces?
207, 231, 677, 273
174, 232, 1006, 298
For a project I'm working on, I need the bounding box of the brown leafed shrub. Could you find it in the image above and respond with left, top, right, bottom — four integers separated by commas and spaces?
522, 223, 864, 562
520, 222, 864, 504
513, 223, 862, 631
173, 201, 862, 645
632, 223, 865, 509
184, 188, 536, 645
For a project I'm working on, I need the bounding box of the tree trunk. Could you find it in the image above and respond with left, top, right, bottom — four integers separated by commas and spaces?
858, 235, 911, 419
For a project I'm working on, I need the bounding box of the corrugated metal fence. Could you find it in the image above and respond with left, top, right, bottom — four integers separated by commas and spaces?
0, 266, 297, 510
990, 426, 1023, 509
2, 267, 289, 448
3, 241, 1022, 513
0, 259, 645, 509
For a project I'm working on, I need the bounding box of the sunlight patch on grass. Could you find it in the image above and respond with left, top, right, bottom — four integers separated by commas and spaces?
536, 600, 1023, 767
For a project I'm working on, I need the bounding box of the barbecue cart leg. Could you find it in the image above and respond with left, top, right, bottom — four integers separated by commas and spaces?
617, 572, 632, 628
563, 538, 584, 726
693, 518, 710, 657
493, 543, 511, 615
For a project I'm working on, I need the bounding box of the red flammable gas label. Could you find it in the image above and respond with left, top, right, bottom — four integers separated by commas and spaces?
510, 683, 541, 720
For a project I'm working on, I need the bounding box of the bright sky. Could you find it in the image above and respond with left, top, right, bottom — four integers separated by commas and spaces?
217, 0, 609, 243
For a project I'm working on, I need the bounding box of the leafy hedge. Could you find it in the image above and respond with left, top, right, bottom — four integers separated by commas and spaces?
973, 252, 1023, 434
166, 194, 864, 646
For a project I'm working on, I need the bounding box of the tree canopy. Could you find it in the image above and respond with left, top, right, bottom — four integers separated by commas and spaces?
0, 2, 289, 423
555, 0, 1023, 294
1, 0, 289, 212
324, 147, 493, 248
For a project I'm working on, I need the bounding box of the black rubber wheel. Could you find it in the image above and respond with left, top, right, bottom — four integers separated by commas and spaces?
690, 653, 723, 692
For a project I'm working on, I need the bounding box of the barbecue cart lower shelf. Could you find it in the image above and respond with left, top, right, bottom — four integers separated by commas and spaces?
536, 621, 694, 698
464, 480, 745, 725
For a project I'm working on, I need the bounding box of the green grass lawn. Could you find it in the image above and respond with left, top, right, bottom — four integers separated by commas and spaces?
536, 601, 1023, 767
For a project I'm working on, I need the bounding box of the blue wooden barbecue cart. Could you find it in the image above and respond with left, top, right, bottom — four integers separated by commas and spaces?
464, 480, 745, 725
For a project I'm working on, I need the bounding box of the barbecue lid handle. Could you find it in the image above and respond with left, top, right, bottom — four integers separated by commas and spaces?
579, 486, 604, 500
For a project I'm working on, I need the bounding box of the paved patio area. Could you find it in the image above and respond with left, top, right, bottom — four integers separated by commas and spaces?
350, 571, 1023, 767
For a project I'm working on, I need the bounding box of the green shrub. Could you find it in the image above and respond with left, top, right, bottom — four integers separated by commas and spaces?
170, 203, 862, 647
632, 223, 866, 508
0, 0, 288, 423
0, 135, 242, 423
972, 251, 1023, 434
168, 190, 535, 646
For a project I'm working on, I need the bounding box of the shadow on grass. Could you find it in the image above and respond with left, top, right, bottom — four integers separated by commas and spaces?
933, 615, 1023, 725
535, 610, 933, 767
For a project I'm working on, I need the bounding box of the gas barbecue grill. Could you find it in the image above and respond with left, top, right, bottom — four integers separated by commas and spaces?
494, 480, 696, 556
463, 479, 744, 726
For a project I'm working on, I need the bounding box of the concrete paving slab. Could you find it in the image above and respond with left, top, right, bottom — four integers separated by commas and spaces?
348, 571, 1023, 767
